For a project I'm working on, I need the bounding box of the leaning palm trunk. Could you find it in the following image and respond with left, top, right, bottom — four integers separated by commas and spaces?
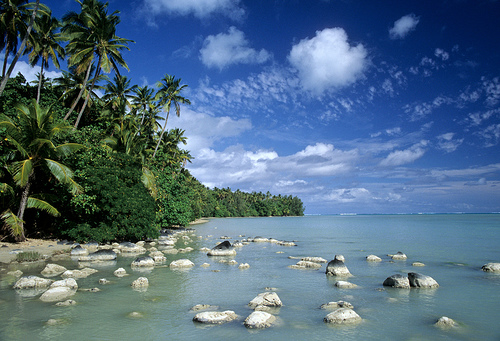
74, 56, 101, 128
64, 61, 93, 121
36, 63, 44, 103
0, 0, 40, 97
15, 177, 32, 242
152, 111, 170, 158
2, 40, 11, 78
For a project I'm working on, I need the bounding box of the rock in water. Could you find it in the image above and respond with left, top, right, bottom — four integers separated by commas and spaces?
408, 272, 439, 288
41, 264, 67, 277
131, 277, 149, 289
131, 256, 155, 268
248, 292, 282, 309
244, 311, 276, 328
435, 316, 458, 328
78, 249, 117, 261
13, 276, 53, 289
366, 255, 382, 262
391, 251, 407, 260
482, 263, 500, 272
192, 311, 238, 324
383, 274, 410, 288
169, 259, 195, 268
207, 240, 237, 256
325, 255, 352, 276
40, 287, 76, 302
324, 308, 362, 324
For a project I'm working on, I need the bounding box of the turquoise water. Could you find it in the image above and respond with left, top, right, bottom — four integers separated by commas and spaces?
0, 214, 499, 340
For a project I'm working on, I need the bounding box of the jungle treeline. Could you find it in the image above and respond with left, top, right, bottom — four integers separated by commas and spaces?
0, 1, 304, 243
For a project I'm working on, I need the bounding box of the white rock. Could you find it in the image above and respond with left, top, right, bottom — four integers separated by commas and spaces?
482, 262, 500, 272
131, 256, 155, 268
248, 292, 282, 309
114, 268, 128, 277
244, 311, 276, 329
324, 308, 362, 324
193, 310, 238, 324
408, 272, 439, 288
320, 301, 354, 309
335, 281, 357, 289
41, 264, 67, 277
50, 278, 78, 289
61, 268, 98, 279
131, 277, 149, 289
391, 251, 407, 260
301, 257, 327, 263
40, 287, 77, 302
435, 316, 458, 328
169, 259, 195, 268
238, 263, 250, 269
366, 255, 382, 262
13, 276, 53, 289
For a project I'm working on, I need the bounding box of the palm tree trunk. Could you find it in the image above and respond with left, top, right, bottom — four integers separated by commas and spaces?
63, 61, 92, 121
0, 0, 40, 97
36, 63, 44, 104
74, 55, 101, 128
15, 179, 32, 242
152, 110, 170, 158
2, 41, 10, 78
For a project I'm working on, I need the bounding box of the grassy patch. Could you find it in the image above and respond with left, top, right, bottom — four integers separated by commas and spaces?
15, 251, 43, 262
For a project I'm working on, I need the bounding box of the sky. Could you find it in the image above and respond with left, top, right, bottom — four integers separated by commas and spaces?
6, 0, 500, 214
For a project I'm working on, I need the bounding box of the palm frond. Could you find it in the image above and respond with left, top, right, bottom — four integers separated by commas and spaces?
141, 166, 157, 199
1, 209, 24, 238
11, 159, 33, 187
45, 159, 82, 195
26, 197, 60, 217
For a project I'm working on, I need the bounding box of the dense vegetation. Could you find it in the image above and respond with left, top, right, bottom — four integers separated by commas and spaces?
0, 0, 304, 243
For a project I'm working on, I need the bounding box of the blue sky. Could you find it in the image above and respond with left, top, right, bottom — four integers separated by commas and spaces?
8, 0, 500, 214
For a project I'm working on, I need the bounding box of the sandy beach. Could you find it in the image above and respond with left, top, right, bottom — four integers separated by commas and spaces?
0, 238, 71, 265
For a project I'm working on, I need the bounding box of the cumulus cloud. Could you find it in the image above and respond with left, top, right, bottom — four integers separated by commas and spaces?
2, 60, 62, 83
143, 0, 244, 20
200, 27, 271, 70
327, 188, 372, 203
288, 27, 368, 95
379, 141, 428, 166
389, 14, 420, 39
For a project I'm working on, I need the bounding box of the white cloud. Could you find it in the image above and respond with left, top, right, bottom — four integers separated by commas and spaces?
482, 77, 500, 107
379, 141, 428, 166
437, 132, 463, 153
288, 27, 368, 95
200, 27, 271, 70
5, 60, 62, 83
434, 48, 449, 61
143, 0, 244, 20
327, 188, 372, 203
389, 13, 420, 39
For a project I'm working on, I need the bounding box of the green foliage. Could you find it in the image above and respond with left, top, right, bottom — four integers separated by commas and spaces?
61, 146, 158, 242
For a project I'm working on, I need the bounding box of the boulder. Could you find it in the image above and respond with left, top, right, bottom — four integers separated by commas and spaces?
482, 262, 500, 272
248, 292, 282, 309
40, 286, 76, 302
289, 261, 322, 270
99, 278, 111, 284
435, 316, 458, 328
320, 301, 354, 310
412, 262, 425, 267
13, 276, 53, 289
301, 256, 327, 263
55, 299, 76, 307
207, 240, 237, 256
244, 311, 276, 329
70, 245, 88, 256
169, 259, 195, 268
383, 274, 410, 288
119, 242, 146, 253
114, 268, 128, 277
335, 281, 357, 289
192, 310, 238, 324
366, 255, 382, 262
7, 270, 23, 277
391, 251, 407, 260
149, 251, 166, 263
78, 249, 117, 262
408, 272, 439, 288
50, 278, 78, 289
131, 277, 149, 289
277, 241, 296, 246
61, 268, 98, 279
324, 308, 362, 324
238, 263, 250, 269
131, 256, 155, 268
325, 255, 352, 276
41, 264, 67, 277
252, 237, 269, 242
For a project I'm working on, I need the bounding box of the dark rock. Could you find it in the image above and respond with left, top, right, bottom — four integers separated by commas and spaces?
408, 272, 439, 288
383, 274, 410, 288
213, 240, 232, 250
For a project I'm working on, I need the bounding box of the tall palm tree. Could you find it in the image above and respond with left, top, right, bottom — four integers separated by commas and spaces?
62, 0, 133, 128
153, 74, 190, 158
25, 11, 65, 103
130, 85, 154, 130
0, 100, 83, 241
0, 0, 48, 97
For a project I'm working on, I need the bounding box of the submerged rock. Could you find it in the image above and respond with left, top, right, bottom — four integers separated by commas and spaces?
289, 261, 322, 270
169, 259, 195, 268
366, 255, 382, 262
78, 249, 117, 262
335, 280, 357, 289
70, 245, 88, 256
302, 256, 327, 263
40, 286, 76, 302
482, 263, 500, 273
383, 274, 410, 288
41, 264, 67, 277
324, 308, 362, 324
435, 316, 458, 328
131, 277, 149, 289
131, 256, 155, 268
114, 268, 128, 277
192, 310, 238, 324
320, 301, 354, 310
238, 263, 250, 269
50, 278, 78, 289
408, 272, 439, 288
244, 311, 276, 329
61, 268, 98, 279
119, 242, 146, 253
391, 251, 407, 260
13, 276, 53, 289
325, 255, 352, 277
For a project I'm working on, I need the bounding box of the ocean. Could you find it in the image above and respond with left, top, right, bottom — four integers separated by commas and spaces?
0, 214, 499, 340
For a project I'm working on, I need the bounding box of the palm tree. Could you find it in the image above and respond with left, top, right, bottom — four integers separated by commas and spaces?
102, 74, 136, 124
130, 85, 154, 130
0, 0, 48, 97
0, 100, 83, 241
25, 11, 65, 103
153, 74, 191, 158
62, 0, 133, 128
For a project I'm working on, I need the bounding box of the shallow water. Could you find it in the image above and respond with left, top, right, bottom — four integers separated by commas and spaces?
0, 214, 499, 340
